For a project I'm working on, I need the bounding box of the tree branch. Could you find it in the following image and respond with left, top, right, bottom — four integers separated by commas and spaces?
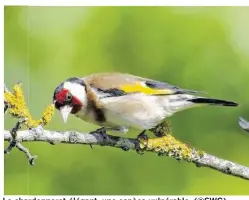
4, 83, 249, 181
4, 82, 54, 165
4, 128, 249, 180
4, 83, 9, 113
239, 117, 249, 133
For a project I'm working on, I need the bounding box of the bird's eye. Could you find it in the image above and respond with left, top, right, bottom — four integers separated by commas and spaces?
66, 92, 72, 101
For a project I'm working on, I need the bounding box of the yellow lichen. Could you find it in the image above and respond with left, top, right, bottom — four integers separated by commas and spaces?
138, 120, 205, 161
139, 135, 194, 161
139, 118, 206, 162
197, 149, 205, 158
4, 83, 54, 128
41, 103, 55, 125
150, 120, 172, 136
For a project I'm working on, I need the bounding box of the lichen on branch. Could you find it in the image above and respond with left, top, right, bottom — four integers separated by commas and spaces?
4, 82, 55, 128
4, 83, 55, 165
139, 134, 204, 161
137, 120, 204, 162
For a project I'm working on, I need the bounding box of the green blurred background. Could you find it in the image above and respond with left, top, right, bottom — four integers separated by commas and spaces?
4, 6, 249, 195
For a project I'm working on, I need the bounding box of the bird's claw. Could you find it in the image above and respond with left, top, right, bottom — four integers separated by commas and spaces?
90, 127, 109, 140
137, 130, 148, 140
134, 130, 148, 155
135, 141, 144, 155
121, 146, 129, 151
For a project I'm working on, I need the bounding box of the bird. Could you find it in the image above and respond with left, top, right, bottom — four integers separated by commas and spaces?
53, 72, 238, 139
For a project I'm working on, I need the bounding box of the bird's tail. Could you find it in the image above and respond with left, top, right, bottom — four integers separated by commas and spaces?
188, 98, 238, 107
163, 94, 238, 118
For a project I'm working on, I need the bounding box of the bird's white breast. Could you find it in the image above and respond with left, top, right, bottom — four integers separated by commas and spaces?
100, 94, 168, 130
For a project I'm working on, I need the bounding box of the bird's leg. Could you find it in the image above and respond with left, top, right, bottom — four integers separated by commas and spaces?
150, 120, 172, 137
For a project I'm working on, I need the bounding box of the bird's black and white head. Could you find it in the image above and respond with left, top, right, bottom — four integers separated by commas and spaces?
53, 77, 87, 123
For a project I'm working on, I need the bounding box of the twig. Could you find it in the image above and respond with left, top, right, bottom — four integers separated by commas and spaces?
4, 125, 42, 166
239, 117, 249, 133
15, 143, 37, 165
4, 119, 24, 154
4, 139, 17, 155
4, 84, 9, 113
4, 129, 249, 180
4, 83, 54, 165
4, 105, 8, 113
3, 118, 39, 165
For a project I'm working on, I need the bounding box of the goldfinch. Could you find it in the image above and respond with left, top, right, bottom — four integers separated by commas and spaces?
53, 72, 238, 137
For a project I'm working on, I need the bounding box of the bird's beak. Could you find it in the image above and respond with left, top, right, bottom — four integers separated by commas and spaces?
60, 105, 72, 123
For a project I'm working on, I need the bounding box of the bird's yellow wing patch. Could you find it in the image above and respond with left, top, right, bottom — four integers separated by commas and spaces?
120, 82, 175, 95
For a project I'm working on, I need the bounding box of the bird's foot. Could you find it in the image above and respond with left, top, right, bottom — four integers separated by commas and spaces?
90, 127, 109, 140
137, 130, 149, 140
135, 130, 148, 155
150, 120, 172, 137
121, 146, 130, 151
106, 127, 130, 151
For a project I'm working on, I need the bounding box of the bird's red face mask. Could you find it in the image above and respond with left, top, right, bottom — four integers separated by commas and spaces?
53, 88, 83, 123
